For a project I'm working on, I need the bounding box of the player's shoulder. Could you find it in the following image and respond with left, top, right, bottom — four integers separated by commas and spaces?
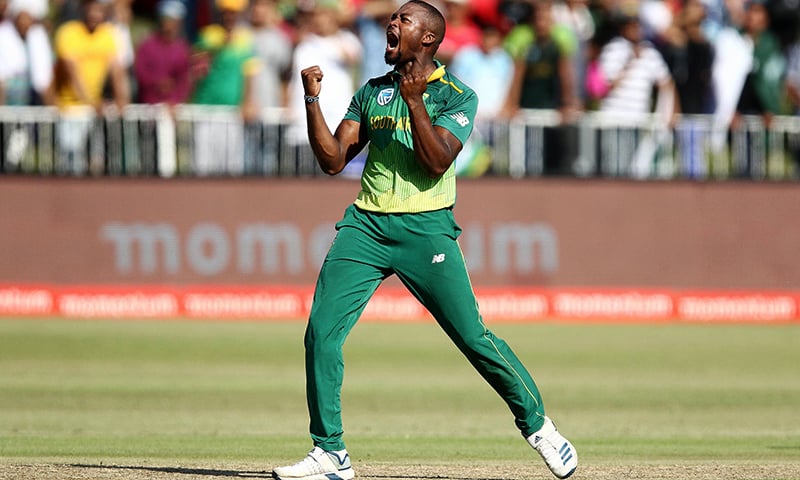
439, 68, 477, 100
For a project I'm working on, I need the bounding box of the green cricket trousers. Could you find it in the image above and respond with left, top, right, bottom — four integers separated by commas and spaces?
305, 205, 546, 451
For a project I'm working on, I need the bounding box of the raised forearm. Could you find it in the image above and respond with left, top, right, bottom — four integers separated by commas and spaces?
406, 97, 454, 178
306, 100, 346, 175
301, 65, 366, 175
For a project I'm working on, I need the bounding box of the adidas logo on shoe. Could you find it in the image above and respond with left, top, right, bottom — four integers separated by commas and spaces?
527, 416, 578, 479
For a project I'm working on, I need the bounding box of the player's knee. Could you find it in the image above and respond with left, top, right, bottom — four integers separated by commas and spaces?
457, 328, 506, 359
304, 326, 342, 358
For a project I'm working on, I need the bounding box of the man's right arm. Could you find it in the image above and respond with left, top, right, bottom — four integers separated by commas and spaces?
301, 65, 367, 175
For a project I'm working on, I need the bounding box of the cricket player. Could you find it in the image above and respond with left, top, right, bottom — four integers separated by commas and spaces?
272, 1, 577, 479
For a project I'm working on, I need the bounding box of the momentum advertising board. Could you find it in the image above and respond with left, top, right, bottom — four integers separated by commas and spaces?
1, 178, 798, 322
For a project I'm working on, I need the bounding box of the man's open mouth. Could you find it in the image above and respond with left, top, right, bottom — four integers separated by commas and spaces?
386, 30, 399, 53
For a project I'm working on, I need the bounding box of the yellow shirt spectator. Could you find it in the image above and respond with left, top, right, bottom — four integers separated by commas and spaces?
54, 20, 119, 108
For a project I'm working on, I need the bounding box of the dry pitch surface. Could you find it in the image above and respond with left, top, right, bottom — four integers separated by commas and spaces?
3, 463, 800, 480
2, 321, 798, 480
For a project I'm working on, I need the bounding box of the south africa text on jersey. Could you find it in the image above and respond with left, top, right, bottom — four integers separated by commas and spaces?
370, 115, 411, 131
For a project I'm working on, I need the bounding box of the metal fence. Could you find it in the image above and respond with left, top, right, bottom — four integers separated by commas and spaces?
1, 104, 799, 180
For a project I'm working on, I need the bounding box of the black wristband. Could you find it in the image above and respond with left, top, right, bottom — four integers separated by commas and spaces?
304, 95, 320, 104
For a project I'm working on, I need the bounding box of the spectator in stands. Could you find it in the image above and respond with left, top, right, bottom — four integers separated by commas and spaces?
191, 0, 259, 118
250, 0, 292, 110
356, 0, 397, 85
728, 0, 785, 176
659, 0, 714, 115
109, 0, 136, 102
596, 9, 678, 177
247, 0, 293, 174
134, 0, 192, 106
732, 0, 785, 127
658, 0, 714, 177
552, 0, 595, 103
53, 0, 130, 175
710, 0, 784, 167
190, 0, 261, 175
450, 21, 514, 176
503, 0, 579, 114
54, 0, 130, 113
0, 0, 54, 106
451, 22, 514, 119
597, 10, 677, 118
709, 0, 751, 153
286, 0, 362, 175
109, 0, 135, 72
436, 0, 482, 64
0, 0, 52, 172
502, 0, 580, 175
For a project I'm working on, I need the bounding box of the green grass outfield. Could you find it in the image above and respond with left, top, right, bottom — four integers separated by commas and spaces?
0, 318, 799, 479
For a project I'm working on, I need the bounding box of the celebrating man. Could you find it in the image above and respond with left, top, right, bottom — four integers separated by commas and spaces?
272, 2, 578, 479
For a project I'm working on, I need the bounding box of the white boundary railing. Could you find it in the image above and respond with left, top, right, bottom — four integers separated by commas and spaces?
1, 105, 798, 180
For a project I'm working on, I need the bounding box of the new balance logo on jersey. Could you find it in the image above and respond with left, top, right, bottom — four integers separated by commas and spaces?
377, 88, 394, 106
450, 112, 469, 127
431, 254, 446, 264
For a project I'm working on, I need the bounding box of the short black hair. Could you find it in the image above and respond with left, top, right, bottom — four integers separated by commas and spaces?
406, 0, 446, 49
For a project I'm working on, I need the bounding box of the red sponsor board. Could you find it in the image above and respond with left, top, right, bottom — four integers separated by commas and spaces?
1, 284, 798, 323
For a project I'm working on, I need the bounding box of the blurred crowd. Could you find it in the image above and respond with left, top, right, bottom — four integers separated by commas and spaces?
2, 0, 800, 134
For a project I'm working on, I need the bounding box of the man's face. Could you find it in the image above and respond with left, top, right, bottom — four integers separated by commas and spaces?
221, 8, 240, 30
160, 16, 181, 37
384, 2, 429, 66
744, 3, 769, 33
621, 19, 642, 42
13, 10, 34, 37
84, 1, 106, 31
250, 0, 279, 28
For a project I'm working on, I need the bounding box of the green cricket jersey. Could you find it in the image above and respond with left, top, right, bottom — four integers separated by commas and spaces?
344, 62, 478, 213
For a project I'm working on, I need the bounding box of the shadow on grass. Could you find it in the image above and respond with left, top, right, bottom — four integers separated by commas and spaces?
71, 464, 271, 478
71, 464, 513, 480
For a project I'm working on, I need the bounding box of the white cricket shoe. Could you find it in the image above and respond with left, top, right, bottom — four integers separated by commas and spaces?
272, 446, 354, 480
526, 416, 578, 479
